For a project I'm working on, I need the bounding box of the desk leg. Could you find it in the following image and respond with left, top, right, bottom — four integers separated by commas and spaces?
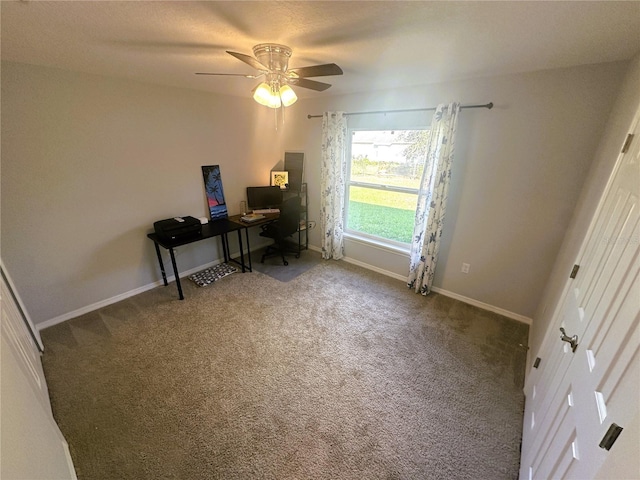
244, 228, 252, 272
168, 247, 184, 300
153, 242, 168, 286
236, 229, 246, 273
221, 234, 230, 263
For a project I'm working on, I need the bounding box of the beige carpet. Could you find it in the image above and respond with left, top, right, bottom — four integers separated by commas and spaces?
41, 255, 528, 479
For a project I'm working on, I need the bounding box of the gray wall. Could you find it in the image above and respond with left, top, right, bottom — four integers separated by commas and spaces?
1, 61, 284, 325
281, 62, 626, 319
529, 54, 640, 362
0, 59, 628, 326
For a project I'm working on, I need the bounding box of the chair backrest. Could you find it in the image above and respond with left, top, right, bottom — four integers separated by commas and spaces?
278, 195, 302, 237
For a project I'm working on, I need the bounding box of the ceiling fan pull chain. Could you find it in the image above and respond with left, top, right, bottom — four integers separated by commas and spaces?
274, 105, 279, 131
281, 96, 286, 126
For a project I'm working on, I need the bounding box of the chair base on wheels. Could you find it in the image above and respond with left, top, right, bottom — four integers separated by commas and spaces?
258, 196, 303, 266
260, 242, 300, 266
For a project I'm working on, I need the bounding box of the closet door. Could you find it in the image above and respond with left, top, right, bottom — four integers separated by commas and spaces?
519, 107, 640, 479
1, 276, 77, 479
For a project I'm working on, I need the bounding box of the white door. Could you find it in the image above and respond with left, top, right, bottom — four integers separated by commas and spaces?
519, 107, 640, 479
0, 275, 77, 479
1, 262, 43, 351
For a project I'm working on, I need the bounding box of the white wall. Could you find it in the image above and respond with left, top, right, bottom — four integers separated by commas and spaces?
529, 54, 640, 361
1, 61, 284, 325
281, 62, 627, 320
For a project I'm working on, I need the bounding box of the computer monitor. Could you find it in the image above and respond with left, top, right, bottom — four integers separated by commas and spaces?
246, 186, 283, 210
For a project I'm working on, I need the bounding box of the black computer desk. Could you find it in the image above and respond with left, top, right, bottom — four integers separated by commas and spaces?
227, 212, 280, 272
147, 219, 247, 300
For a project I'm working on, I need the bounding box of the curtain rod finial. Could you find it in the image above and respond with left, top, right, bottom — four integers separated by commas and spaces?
487, 102, 494, 109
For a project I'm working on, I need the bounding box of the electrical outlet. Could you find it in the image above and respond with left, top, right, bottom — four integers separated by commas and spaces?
307, 221, 316, 230
461, 263, 470, 274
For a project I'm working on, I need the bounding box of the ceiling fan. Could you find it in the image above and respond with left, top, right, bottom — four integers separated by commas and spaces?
196, 43, 343, 108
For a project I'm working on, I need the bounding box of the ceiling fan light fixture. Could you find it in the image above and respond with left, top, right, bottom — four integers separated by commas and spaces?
199, 43, 342, 111
279, 84, 297, 107
253, 44, 292, 73
253, 82, 281, 108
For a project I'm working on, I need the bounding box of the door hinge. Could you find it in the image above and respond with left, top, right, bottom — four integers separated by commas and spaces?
599, 423, 623, 451
570, 264, 580, 279
621, 133, 634, 154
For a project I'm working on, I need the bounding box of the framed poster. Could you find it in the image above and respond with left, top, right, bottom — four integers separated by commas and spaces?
201, 165, 228, 221
271, 170, 289, 189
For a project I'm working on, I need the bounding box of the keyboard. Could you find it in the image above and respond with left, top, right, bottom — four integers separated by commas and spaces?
253, 208, 280, 214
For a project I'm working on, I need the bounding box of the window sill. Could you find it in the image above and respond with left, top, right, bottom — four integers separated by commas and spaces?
344, 232, 410, 256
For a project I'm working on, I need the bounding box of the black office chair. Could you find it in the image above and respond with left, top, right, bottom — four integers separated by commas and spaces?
259, 196, 302, 266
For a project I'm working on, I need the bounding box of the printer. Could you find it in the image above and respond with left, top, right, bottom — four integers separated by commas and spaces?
153, 216, 202, 242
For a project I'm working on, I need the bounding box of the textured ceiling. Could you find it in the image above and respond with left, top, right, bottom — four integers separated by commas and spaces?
2, 1, 639, 99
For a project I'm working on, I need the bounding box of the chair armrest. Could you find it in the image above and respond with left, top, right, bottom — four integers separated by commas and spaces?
260, 221, 279, 238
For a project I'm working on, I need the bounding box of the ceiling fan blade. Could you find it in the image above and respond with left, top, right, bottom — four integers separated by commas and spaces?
288, 78, 332, 92
226, 51, 268, 71
288, 63, 343, 78
195, 72, 261, 78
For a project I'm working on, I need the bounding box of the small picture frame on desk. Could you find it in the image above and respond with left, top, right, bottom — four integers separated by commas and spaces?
271, 171, 289, 190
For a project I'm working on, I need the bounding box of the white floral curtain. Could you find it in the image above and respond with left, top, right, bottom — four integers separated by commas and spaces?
408, 102, 461, 294
320, 112, 347, 260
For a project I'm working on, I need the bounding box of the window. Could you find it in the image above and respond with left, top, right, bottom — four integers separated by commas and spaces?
345, 129, 430, 248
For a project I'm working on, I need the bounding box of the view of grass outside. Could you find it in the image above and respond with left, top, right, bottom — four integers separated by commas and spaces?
347, 186, 417, 244
346, 129, 428, 245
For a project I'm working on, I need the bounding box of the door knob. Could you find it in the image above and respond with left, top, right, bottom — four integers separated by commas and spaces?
559, 327, 579, 353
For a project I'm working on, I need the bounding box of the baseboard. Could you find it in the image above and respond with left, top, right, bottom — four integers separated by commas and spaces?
36, 279, 167, 331
37, 239, 286, 331
39, 243, 531, 331
340, 255, 408, 282
37, 238, 284, 331
335, 250, 532, 325
36, 258, 225, 331
428, 287, 532, 325
311, 245, 407, 282
62, 440, 78, 480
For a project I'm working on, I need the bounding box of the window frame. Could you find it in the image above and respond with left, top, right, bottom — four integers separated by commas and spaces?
344, 126, 429, 252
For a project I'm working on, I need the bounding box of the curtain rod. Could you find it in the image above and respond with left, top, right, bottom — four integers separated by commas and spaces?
306, 102, 493, 119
